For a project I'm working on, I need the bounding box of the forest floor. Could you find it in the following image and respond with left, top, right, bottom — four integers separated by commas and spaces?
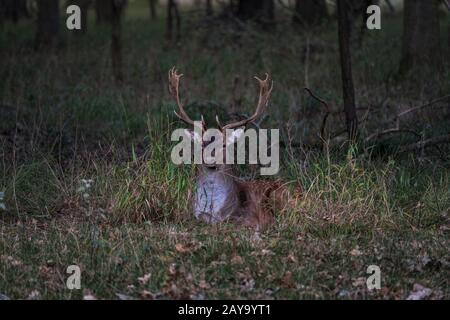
0, 2, 449, 299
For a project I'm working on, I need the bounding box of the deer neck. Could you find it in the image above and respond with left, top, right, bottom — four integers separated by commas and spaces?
193, 165, 240, 223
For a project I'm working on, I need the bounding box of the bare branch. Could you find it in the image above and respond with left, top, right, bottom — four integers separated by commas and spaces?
365, 128, 422, 143
397, 94, 450, 118
303, 87, 330, 142
399, 134, 450, 153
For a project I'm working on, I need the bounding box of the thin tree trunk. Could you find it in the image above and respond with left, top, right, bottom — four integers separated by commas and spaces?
111, 0, 124, 82
400, 0, 441, 74
206, 0, 213, 16
35, 0, 60, 50
2, 0, 30, 23
174, 0, 180, 40
80, 0, 90, 33
337, 0, 358, 141
166, 0, 173, 41
0, 2, 5, 28
149, 0, 157, 20
95, 0, 112, 24
166, 0, 181, 42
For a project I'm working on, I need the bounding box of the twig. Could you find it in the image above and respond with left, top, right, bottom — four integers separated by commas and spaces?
303, 87, 330, 142
442, 0, 450, 11
304, 36, 310, 88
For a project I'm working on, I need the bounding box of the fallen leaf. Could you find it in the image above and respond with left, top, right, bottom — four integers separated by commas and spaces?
1, 255, 22, 267
407, 284, 432, 300
27, 290, 40, 300
198, 280, 211, 290
0, 293, 10, 300
190, 293, 205, 300
350, 248, 363, 256
83, 290, 97, 300
138, 273, 151, 285
231, 255, 243, 264
352, 277, 366, 287
286, 253, 297, 263
168, 263, 178, 277
141, 290, 155, 299
281, 271, 296, 288
116, 293, 134, 300
337, 289, 351, 298
175, 243, 190, 253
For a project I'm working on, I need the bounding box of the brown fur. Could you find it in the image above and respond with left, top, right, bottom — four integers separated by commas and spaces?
231, 180, 302, 229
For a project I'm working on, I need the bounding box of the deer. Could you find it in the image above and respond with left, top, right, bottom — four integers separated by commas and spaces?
168, 67, 301, 229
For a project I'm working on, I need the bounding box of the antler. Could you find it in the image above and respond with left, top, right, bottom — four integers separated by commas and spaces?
168, 67, 203, 127
217, 73, 273, 130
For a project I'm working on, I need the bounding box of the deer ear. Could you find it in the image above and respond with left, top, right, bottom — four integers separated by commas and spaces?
225, 128, 245, 146
184, 129, 202, 144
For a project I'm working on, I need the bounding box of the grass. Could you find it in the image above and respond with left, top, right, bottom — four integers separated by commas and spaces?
0, 1, 449, 299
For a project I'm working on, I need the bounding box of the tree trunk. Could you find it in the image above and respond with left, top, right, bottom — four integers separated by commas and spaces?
337, 0, 358, 142
400, 0, 441, 74
237, 0, 274, 24
35, 0, 60, 50
206, 0, 213, 16
95, 0, 112, 24
111, 0, 124, 82
149, 0, 157, 20
166, 0, 181, 42
2, 0, 30, 23
166, 0, 173, 40
0, 2, 5, 27
293, 0, 327, 27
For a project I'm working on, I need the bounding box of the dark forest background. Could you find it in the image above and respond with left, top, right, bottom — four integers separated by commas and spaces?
0, 0, 449, 300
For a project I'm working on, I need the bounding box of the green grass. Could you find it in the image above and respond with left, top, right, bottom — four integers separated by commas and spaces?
0, 1, 449, 299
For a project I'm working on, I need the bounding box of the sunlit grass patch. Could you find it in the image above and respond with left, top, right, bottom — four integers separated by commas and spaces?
106, 118, 194, 223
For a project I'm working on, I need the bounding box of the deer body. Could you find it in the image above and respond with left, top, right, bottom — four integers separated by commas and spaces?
168, 67, 301, 229
193, 165, 300, 228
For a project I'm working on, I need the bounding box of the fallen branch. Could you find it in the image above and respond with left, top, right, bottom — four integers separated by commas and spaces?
397, 94, 450, 119
365, 128, 421, 143
399, 134, 450, 153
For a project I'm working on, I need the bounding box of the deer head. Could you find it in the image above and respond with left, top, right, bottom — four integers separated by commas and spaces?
168, 67, 274, 224
168, 67, 273, 168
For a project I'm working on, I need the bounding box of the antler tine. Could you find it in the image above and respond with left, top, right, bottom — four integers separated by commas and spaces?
168, 67, 197, 127
215, 115, 223, 131
222, 73, 273, 130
